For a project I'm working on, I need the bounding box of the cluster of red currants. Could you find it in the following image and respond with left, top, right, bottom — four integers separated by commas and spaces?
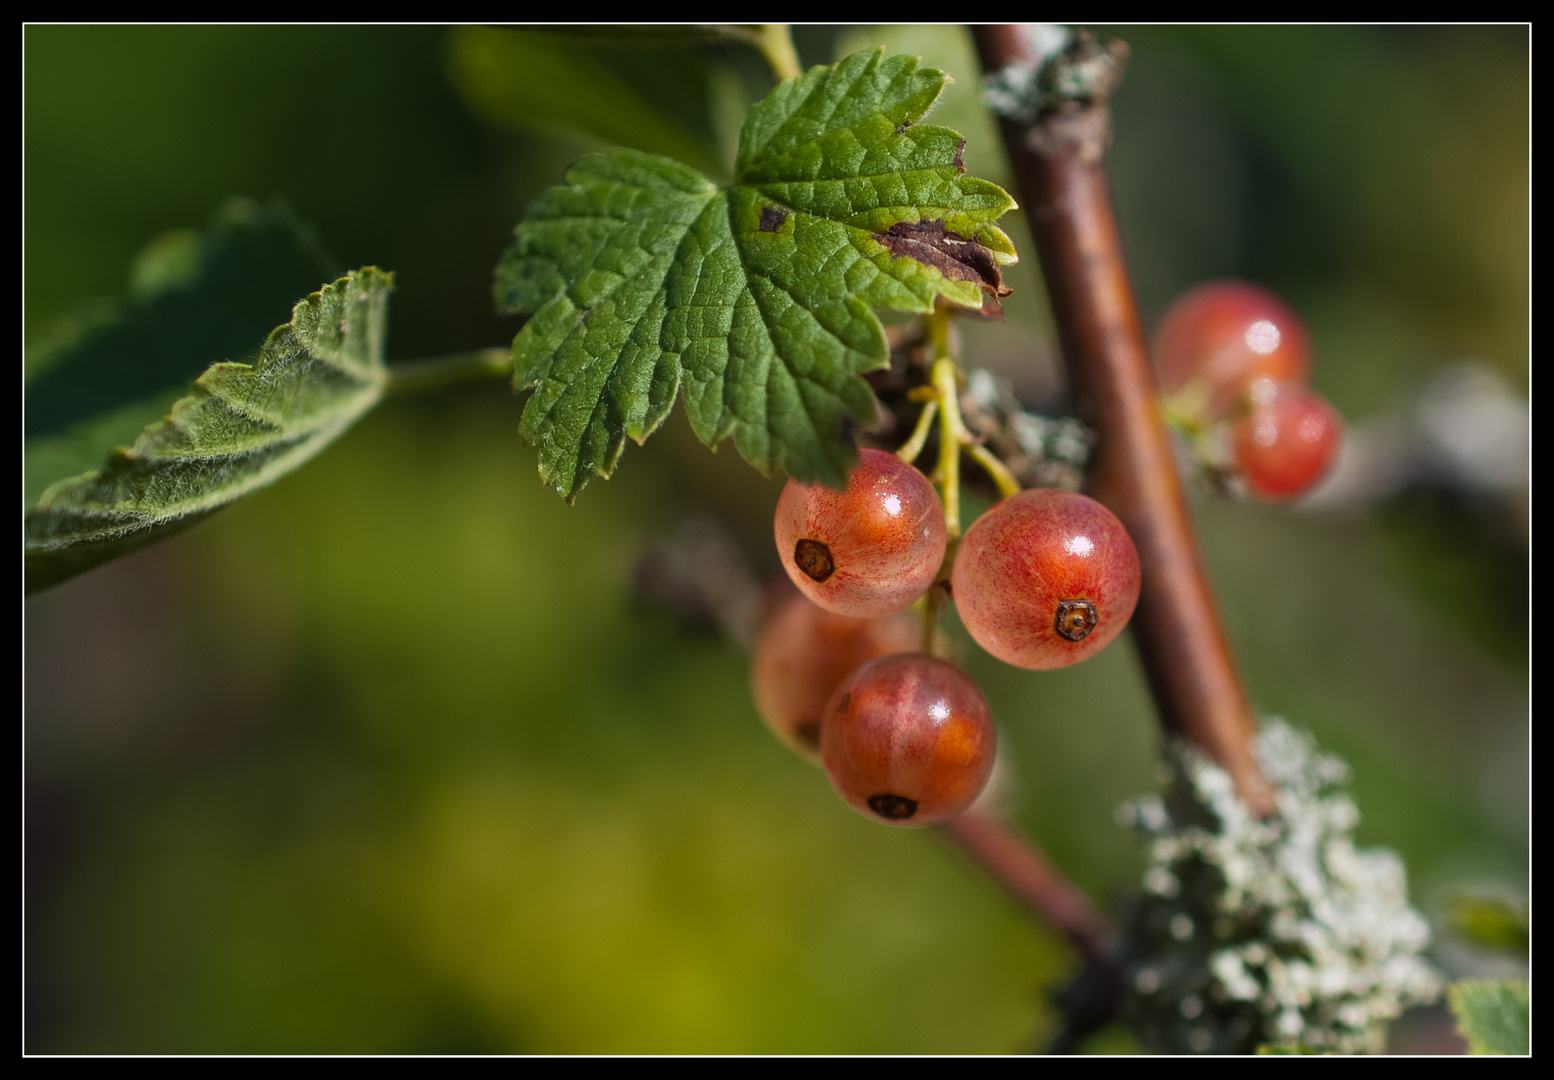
752, 448, 1140, 828
1155, 280, 1343, 501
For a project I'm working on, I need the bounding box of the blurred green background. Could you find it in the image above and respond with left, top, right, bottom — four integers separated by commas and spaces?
24, 26, 1528, 1053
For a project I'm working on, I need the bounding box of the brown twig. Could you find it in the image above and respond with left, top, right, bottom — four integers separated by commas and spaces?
972, 26, 1276, 816
941, 811, 1120, 1053
941, 811, 1111, 958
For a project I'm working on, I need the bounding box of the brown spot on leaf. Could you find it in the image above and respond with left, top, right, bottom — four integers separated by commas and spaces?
759, 206, 789, 232
875, 219, 1012, 299
867, 794, 919, 820
953, 137, 966, 174
794, 538, 835, 582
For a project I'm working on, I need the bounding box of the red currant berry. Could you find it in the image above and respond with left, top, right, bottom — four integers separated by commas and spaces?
1155, 280, 1311, 416
774, 447, 946, 618
750, 593, 919, 763
951, 489, 1141, 671
821, 653, 996, 827
1231, 380, 1343, 501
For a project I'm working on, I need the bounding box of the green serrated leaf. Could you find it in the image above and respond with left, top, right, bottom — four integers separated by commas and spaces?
834, 26, 1013, 188
1449, 980, 1529, 1055
25, 268, 392, 595
496, 47, 1017, 500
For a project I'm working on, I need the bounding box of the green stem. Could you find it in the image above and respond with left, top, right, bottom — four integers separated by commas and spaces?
915, 305, 1024, 652
920, 305, 964, 653
1161, 380, 1212, 436
921, 535, 957, 656
968, 443, 1023, 499
1161, 385, 1239, 488
385, 348, 512, 395
930, 353, 964, 537
896, 398, 938, 465
756, 24, 802, 81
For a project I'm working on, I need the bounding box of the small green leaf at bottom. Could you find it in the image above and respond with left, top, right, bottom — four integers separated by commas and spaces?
1255, 1043, 1328, 1054
25, 268, 392, 594
1449, 980, 1529, 1055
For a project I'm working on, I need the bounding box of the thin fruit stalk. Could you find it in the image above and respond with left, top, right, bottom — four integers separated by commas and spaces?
971, 26, 1275, 815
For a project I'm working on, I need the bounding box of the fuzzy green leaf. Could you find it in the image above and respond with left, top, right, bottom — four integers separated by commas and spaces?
26, 200, 343, 513
496, 47, 1017, 500
26, 198, 340, 441
25, 268, 392, 594
1450, 980, 1529, 1055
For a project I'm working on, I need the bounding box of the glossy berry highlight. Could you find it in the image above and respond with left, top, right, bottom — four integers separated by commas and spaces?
750, 594, 919, 763
821, 653, 996, 827
1155, 280, 1311, 416
1231, 380, 1343, 501
952, 489, 1141, 670
774, 447, 946, 618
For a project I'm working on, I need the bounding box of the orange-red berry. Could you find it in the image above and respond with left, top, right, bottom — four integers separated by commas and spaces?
774, 448, 946, 618
952, 489, 1140, 671
821, 653, 996, 827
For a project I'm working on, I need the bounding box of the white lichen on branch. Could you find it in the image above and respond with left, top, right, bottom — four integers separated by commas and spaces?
960, 367, 1092, 491
981, 25, 1127, 123
1115, 719, 1440, 1053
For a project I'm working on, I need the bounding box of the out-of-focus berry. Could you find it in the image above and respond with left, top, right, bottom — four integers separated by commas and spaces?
1231, 380, 1343, 501
1155, 281, 1311, 417
750, 594, 919, 763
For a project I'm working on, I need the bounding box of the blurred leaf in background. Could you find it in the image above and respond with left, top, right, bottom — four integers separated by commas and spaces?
447, 27, 728, 179
1447, 895, 1528, 956
24, 200, 339, 439
24, 199, 345, 515
24, 25, 1526, 1054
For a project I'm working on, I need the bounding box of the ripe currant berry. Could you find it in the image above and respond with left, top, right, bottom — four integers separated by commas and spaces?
821, 653, 996, 827
1231, 379, 1343, 501
773, 447, 947, 618
750, 593, 919, 763
951, 488, 1141, 671
1155, 280, 1311, 417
